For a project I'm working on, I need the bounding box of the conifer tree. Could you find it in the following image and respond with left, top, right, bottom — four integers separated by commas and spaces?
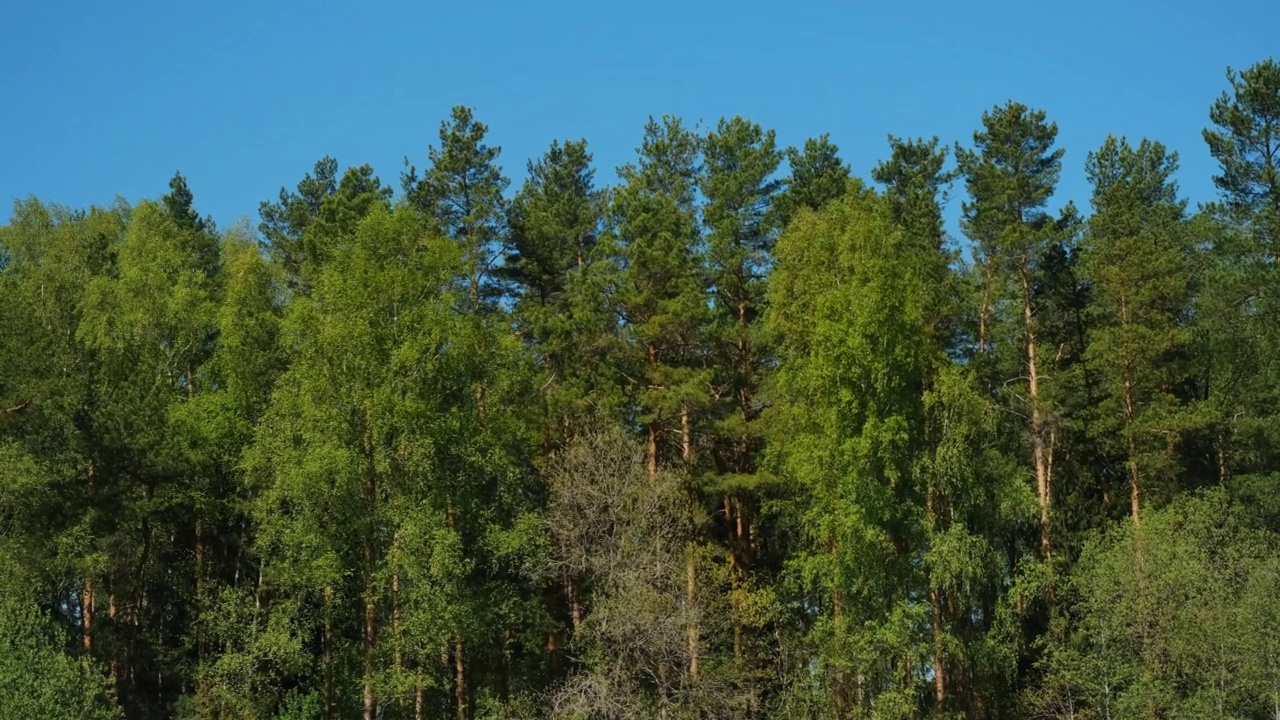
699, 115, 783, 707
1083, 136, 1195, 524
774, 134, 850, 227
403, 105, 510, 307
957, 102, 1070, 561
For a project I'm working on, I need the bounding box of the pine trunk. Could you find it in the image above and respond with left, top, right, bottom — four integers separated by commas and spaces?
82, 576, 95, 652
84, 460, 97, 653
647, 420, 659, 481
393, 572, 403, 672
323, 585, 335, 720
455, 637, 467, 720
567, 576, 582, 632
1124, 380, 1142, 526
931, 586, 946, 706
681, 403, 692, 466
363, 422, 378, 720
927, 487, 946, 707
414, 675, 424, 720
1021, 263, 1052, 561
832, 588, 850, 717
687, 554, 699, 681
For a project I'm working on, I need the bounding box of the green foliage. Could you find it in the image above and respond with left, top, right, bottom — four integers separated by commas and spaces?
1204, 58, 1280, 246
3, 55, 1279, 720
1032, 490, 1280, 719
774, 134, 851, 226
1082, 136, 1197, 516
0, 593, 120, 720
768, 187, 935, 716
403, 105, 511, 306
608, 115, 710, 468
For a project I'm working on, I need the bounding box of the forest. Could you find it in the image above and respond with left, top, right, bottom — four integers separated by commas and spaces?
0, 57, 1278, 720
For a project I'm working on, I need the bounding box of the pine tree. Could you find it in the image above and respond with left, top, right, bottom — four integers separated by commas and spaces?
609, 116, 709, 478
957, 101, 1070, 562
773, 134, 850, 227
1198, 58, 1280, 501
1204, 58, 1280, 253
259, 156, 339, 290
1082, 136, 1195, 524
502, 138, 619, 443
699, 115, 783, 708
403, 105, 511, 307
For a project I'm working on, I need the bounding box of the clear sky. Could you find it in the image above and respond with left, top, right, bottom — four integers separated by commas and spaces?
2, 0, 1277, 236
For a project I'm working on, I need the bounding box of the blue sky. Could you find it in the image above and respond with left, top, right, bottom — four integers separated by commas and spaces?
2, 0, 1277, 238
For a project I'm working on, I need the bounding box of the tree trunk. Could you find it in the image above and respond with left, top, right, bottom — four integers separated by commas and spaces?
1119, 300, 1142, 526
978, 257, 995, 354
1216, 429, 1230, 484
647, 343, 660, 481
658, 659, 672, 720
931, 586, 946, 707
414, 675, 425, 720
927, 487, 946, 707
84, 460, 97, 653
687, 553, 699, 682
323, 585, 335, 720
363, 575, 377, 720
1021, 263, 1053, 561
455, 637, 467, 720
567, 576, 582, 632
363, 423, 378, 720
681, 403, 692, 466
393, 572, 403, 672
647, 419, 659, 481
82, 576, 95, 652
725, 495, 743, 662
194, 520, 204, 599
832, 588, 850, 718
1124, 382, 1141, 526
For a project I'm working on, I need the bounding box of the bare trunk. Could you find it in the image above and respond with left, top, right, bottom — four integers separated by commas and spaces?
832, 589, 850, 717
735, 496, 746, 547
108, 592, 122, 686
414, 671, 424, 717
1124, 381, 1141, 526
84, 461, 97, 652
647, 420, 659, 481
195, 518, 206, 670
363, 422, 378, 720
567, 576, 582, 632
393, 572, 403, 672
978, 258, 995, 354
658, 659, 672, 720
323, 585, 335, 720
681, 404, 692, 466
687, 554, 699, 681
364, 589, 376, 720
82, 577, 95, 652
414, 676, 425, 720
1120, 300, 1142, 526
455, 637, 467, 720
1022, 264, 1052, 561
931, 586, 946, 706
1217, 430, 1230, 484
547, 624, 560, 673
647, 343, 659, 481
927, 487, 946, 707
474, 383, 488, 426
725, 495, 743, 662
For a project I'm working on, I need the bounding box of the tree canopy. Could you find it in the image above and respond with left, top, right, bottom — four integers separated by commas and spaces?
4, 62, 1280, 720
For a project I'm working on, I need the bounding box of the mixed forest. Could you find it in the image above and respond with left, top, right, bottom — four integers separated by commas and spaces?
2, 58, 1280, 720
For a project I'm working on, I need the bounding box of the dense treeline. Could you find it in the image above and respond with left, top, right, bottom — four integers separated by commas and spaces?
2, 59, 1279, 720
